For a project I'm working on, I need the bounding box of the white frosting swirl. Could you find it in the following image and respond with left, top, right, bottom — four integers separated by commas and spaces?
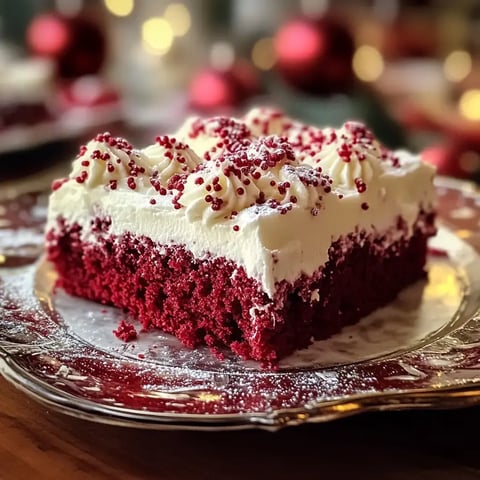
141, 136, 201, 187
301, 122, 383, 192
176, 116, 252, 161
243, 106, 292, 136
278, 165, 326, 208
179, 161, 260, 224
69, 133, 152, 191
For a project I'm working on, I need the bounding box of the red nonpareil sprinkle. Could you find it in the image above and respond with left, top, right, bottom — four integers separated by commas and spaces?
113, 320, 138, 342
75, 171, 88, 183
361, 202, 369, 210
233, 225, 240, 231
109, 179, 118, 190
150, 198, 157, 204
81, 160, 90, 167
194, 177, 204, 185
236, 187, 245, 195
211, 197, 224, 211
77, 145, 87, 157
51, 178, 68, 191
127, 177, 137, 190
290, 195, 297, 203
428, 247, 448, 258
354, 177, 367, 193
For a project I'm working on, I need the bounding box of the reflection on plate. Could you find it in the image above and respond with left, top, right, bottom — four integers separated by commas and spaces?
1, 177, 480, 431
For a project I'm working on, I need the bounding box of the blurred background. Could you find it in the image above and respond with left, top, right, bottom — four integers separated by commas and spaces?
2, 0, 480, 185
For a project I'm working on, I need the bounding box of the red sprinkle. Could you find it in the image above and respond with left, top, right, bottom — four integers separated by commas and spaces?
361, 202, 369, 210
51, 178, 68, 191
233, 225, 240, 231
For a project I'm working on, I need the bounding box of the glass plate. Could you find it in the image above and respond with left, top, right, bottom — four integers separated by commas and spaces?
1, 177, 480, 431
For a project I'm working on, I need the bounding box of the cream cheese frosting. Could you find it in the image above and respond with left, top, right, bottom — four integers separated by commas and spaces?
47, 108, 436, 298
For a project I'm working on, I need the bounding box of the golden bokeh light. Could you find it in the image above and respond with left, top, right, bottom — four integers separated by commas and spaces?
104, 0, 134, 17
251, 37, 276, 71
444, 50, 472, 82
458, 89, 480, 121
164, 3, 191, 37
142, 17, 174, 55
352, 45, 384, 82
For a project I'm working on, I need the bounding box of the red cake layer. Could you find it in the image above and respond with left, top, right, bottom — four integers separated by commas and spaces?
46, 212, 435, 364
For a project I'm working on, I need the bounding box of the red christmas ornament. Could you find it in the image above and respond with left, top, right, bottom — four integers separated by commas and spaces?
421, 144, 470, 178
188, 62, 259, 112
27, 13, 106, 79
274, 16, 355, 95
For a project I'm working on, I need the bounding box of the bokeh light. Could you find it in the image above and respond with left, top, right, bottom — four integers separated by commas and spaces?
164, 3, 191, 37
142, 17, 174, 55
251, 38, 276, 71
443, 50, 472, 82
458, 89, 480, 121
104, 0, 134, 17
352, 45, 384, 82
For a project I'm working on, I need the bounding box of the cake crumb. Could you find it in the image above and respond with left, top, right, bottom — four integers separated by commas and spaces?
113, 319, 138, 342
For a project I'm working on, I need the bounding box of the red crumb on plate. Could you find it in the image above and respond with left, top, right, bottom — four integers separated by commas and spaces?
113, 319, 138, 342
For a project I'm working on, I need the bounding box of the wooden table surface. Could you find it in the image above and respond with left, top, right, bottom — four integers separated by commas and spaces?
2, 374, 480, 480
2, 133, 480, 480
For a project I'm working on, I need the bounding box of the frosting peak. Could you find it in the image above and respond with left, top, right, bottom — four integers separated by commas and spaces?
301, 122, 384, 193
141, 135, 201, 188
177, 116, 252, 161
69, 132, 152, 191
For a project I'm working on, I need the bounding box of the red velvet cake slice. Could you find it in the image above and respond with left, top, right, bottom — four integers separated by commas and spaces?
45, 107, 436, 364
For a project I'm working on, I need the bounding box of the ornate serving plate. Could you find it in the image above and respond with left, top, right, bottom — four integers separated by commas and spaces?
1, 177, 480, 431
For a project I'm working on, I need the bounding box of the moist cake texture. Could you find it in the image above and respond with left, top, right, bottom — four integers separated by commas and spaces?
45, 107, 436, 364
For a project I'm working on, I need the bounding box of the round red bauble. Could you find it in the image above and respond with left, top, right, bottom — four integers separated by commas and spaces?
188, 63, 259, 112
189, 68, 237, 111
26, 14, 70, 57
27, 13, 106, 79
274, 16, 355, 95
421, 144, 468, 178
